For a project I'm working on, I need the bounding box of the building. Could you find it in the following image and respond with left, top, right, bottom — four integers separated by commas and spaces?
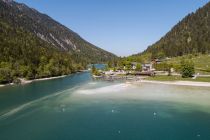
104, 70, 114, 75
152, 57, 171, 64
131, 62, 138, 70
124, 62, 154, 72
152, 58, 162, 64
142, 63, 153, 72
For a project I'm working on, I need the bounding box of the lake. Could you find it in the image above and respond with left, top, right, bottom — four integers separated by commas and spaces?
0, 72, 210, 140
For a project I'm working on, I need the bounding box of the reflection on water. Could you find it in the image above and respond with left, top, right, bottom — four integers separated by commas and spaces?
0, 72, 210, 140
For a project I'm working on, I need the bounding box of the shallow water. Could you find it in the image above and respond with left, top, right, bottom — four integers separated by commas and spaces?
0, 72, 210, 140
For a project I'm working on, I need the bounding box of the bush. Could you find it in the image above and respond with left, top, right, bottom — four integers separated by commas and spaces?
181, 60, 195, 78
135, 64, 142, 71
0, 68, 12, 84
91, 65, 101, 76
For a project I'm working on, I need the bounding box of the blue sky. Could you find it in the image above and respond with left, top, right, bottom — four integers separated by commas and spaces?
15, 0, 209, 56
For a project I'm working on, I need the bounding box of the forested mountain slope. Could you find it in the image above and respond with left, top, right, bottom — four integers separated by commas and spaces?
142, 2, 210, 58
0, 0, 116, 63
0, 0, 117, 83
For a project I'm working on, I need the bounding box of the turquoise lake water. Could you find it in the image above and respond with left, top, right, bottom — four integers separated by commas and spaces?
0, 72, 210, 140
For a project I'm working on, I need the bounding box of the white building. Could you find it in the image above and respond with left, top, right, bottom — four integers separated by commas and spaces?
142, 63, 153, 72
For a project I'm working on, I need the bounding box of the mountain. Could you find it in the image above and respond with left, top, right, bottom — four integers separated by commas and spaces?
142, 2, 210, 58
0, 0, 116, 63
0, 0, 117, 83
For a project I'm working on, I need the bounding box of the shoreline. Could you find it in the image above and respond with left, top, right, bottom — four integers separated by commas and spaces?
1, 73, 210, 88
0, 70, 89, 88
92, 74, 210, 87
21, 75, 68, 84
136, 80, 210, 87
0, 75, 68, 88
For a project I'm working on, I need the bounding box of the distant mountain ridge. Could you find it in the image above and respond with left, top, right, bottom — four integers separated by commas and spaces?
0, 0, 117, 83
141, 1, 210, 58
0, 0, 116, 63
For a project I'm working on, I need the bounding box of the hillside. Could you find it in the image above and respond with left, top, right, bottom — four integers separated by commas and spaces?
166, 54, 210, 74
0, 0, 116, 63
142, 1, 210, 58
0, 0, 117, 83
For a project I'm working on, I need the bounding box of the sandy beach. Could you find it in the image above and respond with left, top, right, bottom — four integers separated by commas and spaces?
138, 80, 210, 87
0, 83, 14, 88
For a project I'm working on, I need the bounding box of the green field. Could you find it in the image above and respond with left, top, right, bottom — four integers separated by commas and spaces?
166, 54, 210, 74
146, 75, 210, 82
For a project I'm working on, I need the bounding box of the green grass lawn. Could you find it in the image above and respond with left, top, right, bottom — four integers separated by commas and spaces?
195, 77, 210, 82
167, 54, 210, 74
146, 75, 210, 82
